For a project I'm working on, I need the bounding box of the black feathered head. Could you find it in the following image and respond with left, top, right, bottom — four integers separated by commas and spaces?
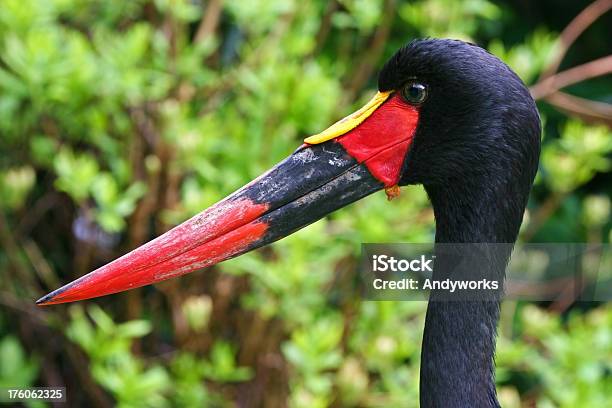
378, 39, 540, 190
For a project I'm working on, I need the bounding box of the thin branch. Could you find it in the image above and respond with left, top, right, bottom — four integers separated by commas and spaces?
0, 291, 49, 324
544, 91, 612, 126
23, 239, 60, 289
345, 0, 396, 102
541, 0, 612, 79
505, 276, 576, 298
520, 193, 566, 242
15, 191, 59, 237
194, 0, 223, 44
530, 55, 612, 99
311, 1, 339, 56
0, 209, 38, 293
526, 1, 612, 132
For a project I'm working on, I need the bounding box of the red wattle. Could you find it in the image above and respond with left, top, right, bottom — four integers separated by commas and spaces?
337, 94, 419, 186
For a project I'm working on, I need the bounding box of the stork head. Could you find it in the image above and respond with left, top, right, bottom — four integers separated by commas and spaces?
37, 39, 540, 305
379, 39, 540, 189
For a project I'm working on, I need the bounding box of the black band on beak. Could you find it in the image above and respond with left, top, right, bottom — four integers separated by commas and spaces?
37, 141, 383, 305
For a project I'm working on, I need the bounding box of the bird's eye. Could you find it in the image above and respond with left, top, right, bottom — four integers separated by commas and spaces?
401, 82, 427, 105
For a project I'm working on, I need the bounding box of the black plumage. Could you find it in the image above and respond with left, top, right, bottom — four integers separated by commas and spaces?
381, 39, 541, 407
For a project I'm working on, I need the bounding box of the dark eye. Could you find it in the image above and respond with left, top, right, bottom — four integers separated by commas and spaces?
401, 82, 427, 105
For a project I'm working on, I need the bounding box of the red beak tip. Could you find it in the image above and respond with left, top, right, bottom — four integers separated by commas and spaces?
35, 296, 52, 306
36, 293, 59, 306
36, 286, 72, 306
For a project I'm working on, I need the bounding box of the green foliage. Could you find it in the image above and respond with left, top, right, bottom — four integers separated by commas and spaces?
169, 353, 221, 407
0, 336, 42, 408
541, 120, 612, 193
283, 316, 344, 406
181, 295, 213, 333
53, 147, 101, 203
497, 304, 612, 407
67, 305, 170, 408
66, 305, 251, 407
489, 29, 558, 84
201, 342, 253, 383
400, 0, 501, 40
0, 336, 39, 387
0, 166, 35, 210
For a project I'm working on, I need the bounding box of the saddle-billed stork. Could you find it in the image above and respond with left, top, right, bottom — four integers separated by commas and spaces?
38, 39, 540, 407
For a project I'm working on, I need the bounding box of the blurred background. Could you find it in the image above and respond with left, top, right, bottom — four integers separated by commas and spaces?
0, 0, 611, 407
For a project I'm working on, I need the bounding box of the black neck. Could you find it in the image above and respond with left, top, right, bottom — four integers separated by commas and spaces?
419, 176, 528, 408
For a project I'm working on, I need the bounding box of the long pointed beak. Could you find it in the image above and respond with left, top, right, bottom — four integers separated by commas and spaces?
37, 91, 419, 305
